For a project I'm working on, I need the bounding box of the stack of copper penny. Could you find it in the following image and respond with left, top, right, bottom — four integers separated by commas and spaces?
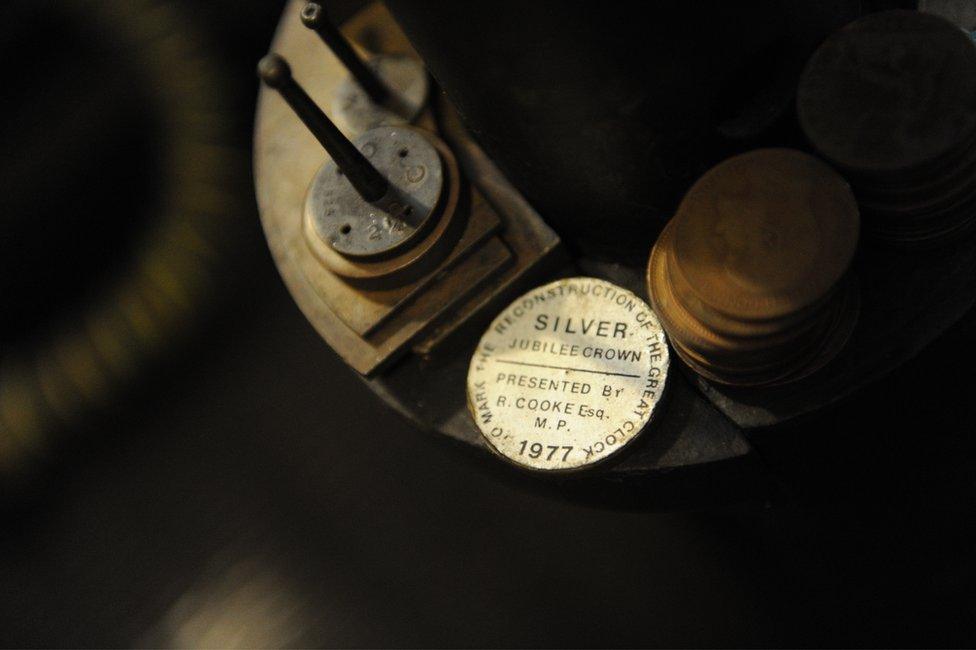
647, 149, 860, 387
797, 10, 976, 247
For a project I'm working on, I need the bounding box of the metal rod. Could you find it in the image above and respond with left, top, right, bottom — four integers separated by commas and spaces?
258, 54, 388, 203
300, 2, 391, 106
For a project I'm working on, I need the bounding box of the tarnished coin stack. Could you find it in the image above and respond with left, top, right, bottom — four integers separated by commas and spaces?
647, 149, 860, 387
797, 10, 976, 247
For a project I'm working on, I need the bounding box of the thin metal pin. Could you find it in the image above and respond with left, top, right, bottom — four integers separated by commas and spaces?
258, 54, 388, 203
301, 2, 391, 106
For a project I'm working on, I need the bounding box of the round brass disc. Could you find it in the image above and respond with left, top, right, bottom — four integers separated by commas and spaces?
656, 223, 832, 350
671, 149, 859, 322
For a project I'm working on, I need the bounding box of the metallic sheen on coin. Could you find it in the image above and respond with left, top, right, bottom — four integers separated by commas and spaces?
671, 149, 859, 322
646, 149, 860, 387
467, 278, 670, 472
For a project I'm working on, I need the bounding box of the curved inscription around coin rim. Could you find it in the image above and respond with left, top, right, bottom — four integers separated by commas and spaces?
467, 278, 670, 473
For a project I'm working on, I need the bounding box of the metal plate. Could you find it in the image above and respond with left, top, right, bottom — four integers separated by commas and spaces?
333, 55, 428, 135
467, 278, 670, 473
306, 126, 442, 259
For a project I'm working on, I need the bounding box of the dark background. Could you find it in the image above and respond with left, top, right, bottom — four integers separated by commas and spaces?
2, 0, 976, 646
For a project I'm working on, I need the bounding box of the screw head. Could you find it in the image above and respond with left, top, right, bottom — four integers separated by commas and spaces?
300, 2, 324, 29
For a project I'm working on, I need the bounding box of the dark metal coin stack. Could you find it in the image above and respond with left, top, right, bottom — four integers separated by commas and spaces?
798, 10, 976, 247
647, 149, 861, 387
